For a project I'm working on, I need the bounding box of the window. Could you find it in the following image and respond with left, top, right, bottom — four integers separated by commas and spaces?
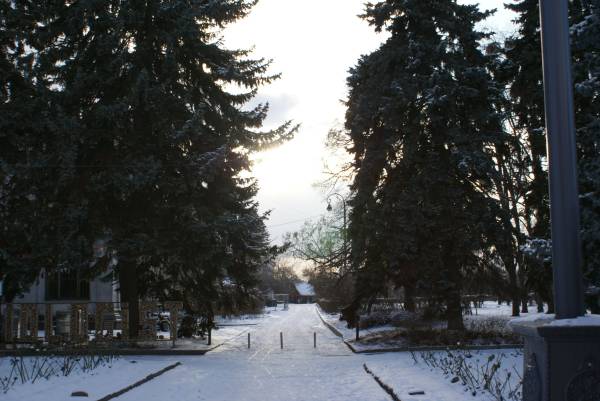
46, 270, 90, 301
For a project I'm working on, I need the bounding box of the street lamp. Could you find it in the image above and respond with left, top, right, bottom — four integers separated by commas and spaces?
326, 193, 347, 275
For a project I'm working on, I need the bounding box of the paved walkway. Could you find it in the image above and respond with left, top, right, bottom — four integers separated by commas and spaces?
116, 304, 390, 401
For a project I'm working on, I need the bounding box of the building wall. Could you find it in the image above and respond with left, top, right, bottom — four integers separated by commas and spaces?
90, 276, 115, 303
15, 278, 45, 303
14, 272, 115, 304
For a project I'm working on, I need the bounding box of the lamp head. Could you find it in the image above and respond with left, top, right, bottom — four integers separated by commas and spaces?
326, 202, 333, 212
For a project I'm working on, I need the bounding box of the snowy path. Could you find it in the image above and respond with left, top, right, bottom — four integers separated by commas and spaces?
116, 304, 390, 401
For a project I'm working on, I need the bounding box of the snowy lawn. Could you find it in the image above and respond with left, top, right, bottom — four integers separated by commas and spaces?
0, 355, 180, 401
316, 305, 396, 343
366, 348, 523, 401
318, 301, 542, 351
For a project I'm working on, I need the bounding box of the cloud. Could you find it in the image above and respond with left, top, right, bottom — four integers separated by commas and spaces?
250, 92, 300, 129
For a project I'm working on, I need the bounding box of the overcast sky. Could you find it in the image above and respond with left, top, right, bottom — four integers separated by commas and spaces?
224, 0, 518, 245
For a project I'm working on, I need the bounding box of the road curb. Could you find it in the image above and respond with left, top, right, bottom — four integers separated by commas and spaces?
363, 363, 402, 401
314, 305, 356, 354
315, 305, 344, 338
95, 362, 181, 401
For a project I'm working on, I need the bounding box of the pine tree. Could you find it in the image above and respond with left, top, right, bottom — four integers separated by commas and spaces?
503, 0, 549, 239
0, 2, 79, 299
0, 0, 295, 335
498, 0, 553, 315
572, 0, 600, 297
345, 0, 505, 330
502, 0, 600, 311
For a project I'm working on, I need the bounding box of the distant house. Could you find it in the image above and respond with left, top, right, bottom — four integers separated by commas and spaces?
290, 282, 315, 304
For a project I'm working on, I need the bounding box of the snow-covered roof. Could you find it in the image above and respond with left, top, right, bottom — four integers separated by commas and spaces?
294, 282, 315, 297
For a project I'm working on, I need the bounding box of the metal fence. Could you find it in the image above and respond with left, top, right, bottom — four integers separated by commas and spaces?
0, 301, 183, 347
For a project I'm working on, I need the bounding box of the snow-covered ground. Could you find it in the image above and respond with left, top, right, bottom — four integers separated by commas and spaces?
465, 301, 547, 333
1, 356, 177, 401
1, 304, 524, 401
152, 307, 281, 350
318, 301, 544, 351
316, 305, 397, 344
114, 304, 390, 401
368, 348, 522, 401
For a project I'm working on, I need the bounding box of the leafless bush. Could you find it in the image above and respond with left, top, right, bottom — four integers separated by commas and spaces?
0, 353, 118, 393
410, 348, 523, 401
466, 316, 512, 334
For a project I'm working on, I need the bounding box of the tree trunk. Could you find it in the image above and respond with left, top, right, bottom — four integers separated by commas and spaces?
547, 296, 555, 314
341, 298, 361, 328
536, 294, 545, 312
510, 297, 519, 316
521, 296, 529, 313
445, 253, 464, 331
119, 261, 139, 338
447, 290, 464, 331
404, 283, 416, 313
503, 256, 521, 317
366, 297, 373, 314
508, 270, 521, 317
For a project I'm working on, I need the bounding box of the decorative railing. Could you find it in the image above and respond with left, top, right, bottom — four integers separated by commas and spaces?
0, 301, 183, 347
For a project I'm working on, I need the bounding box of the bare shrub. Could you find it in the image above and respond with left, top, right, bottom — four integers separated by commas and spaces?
410, 348, 523, 401
0, 353, 118, 394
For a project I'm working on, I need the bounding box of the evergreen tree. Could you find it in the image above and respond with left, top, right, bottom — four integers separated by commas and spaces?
572, 0, 600, 295
503, 0, 549, 239
344, 0, 505, 330
498, 0, 553, 315
502, 0, 600, 311
0, 0, 295, 334
0, 2, 78, 299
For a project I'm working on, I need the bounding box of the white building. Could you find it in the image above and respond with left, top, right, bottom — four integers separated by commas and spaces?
15, 269, 117, 305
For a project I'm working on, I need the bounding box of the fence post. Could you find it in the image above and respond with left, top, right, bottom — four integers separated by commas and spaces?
314, 332, 316, 348
355, 316, 360, 341
280, 332, 283, 349
248, 332, 250, 349
207, 327, 211, 346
